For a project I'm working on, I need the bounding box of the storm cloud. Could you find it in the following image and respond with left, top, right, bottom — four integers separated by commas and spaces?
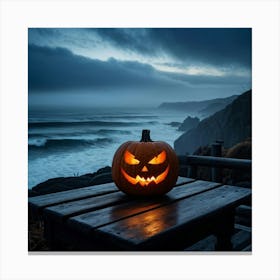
28, 44, 187, 92
93, 28, 252, 68
28, 44, 250, 93
28, 28, 251, 107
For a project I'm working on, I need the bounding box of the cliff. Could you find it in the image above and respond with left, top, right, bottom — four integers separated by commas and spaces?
158, 95, 238, 117
174, 90, 252, 155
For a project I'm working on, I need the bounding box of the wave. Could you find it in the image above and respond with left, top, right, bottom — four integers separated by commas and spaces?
28, 120, 158, 128
28, 115, 158, 123
94, 115, 159, 120
28, 138, 48, 147
96, 129, 131, 135
28, 129, 132, 139
28, 137, 113, 149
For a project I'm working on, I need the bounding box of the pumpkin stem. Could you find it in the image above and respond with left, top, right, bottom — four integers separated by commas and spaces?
140, 129, 153, 142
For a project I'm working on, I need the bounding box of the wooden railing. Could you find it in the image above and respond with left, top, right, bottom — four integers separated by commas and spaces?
178, 155, 252, 182
177, 139, 252, 183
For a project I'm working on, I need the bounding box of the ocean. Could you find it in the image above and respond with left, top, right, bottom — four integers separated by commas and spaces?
28, 107, 187, 189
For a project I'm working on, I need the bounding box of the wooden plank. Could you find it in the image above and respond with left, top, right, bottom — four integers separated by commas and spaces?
231, 228, 251, 251
96, 185, 251, 250
44, 191, 129, 222
28, 176, 192, 214
184, 235, 216, 251
68, 180, 221, 234
29, 182, 119, 213
185, 225, 251, 251
235, 224, 251, 232
175, 177, 195, 186
42, 178, 197, 222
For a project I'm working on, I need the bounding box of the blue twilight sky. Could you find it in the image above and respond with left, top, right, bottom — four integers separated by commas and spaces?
28, 28, 251, 108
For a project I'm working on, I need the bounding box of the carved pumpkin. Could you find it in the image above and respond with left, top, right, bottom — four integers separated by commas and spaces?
112, 129, 179, 196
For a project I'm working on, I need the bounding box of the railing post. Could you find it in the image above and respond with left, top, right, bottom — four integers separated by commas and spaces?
211, 141, 223, 182
188, 165, 197, 179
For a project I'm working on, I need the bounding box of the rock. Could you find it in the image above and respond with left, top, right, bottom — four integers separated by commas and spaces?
87, 172, 113, 186
168, 121, 181, 128
174, 90, 251, 155
178, 116, 199, 132
29, 166, 113, 196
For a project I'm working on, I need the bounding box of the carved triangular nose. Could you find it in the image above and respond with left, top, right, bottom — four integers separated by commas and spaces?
141, 166, 148, 172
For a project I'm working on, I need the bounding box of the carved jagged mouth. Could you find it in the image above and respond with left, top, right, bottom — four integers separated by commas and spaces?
121, 165, 170, 187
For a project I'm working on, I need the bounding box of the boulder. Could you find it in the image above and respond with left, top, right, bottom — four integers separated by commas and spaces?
29, 166, 113, 196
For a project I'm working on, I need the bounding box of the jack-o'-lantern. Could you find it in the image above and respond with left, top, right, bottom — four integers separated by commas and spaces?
112, 129, 179, 196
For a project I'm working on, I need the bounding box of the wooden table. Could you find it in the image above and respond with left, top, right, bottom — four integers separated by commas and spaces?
29, 177, 251, 251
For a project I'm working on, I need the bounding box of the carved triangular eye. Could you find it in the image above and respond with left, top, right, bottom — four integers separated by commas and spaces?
148, 151, 166, 165
124, 150, 140, 165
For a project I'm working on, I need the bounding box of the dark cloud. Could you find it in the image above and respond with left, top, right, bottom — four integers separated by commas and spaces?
94, 28, 251, 68
28, 44, 182, 92
93, 28, 155, 55
28, 29, 252, 106
28, 44, 250, 94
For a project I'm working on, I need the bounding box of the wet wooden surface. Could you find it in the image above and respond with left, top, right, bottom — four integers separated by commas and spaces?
28, 177, 251, 251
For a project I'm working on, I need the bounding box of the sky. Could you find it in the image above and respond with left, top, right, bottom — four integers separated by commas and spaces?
28, 28, 252, 108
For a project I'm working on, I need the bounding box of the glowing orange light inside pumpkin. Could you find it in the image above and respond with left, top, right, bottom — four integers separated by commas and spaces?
124, 150, 140, 165
121, 165, 170, 187
122, 149, 169, 186
148, 150, 166, 164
